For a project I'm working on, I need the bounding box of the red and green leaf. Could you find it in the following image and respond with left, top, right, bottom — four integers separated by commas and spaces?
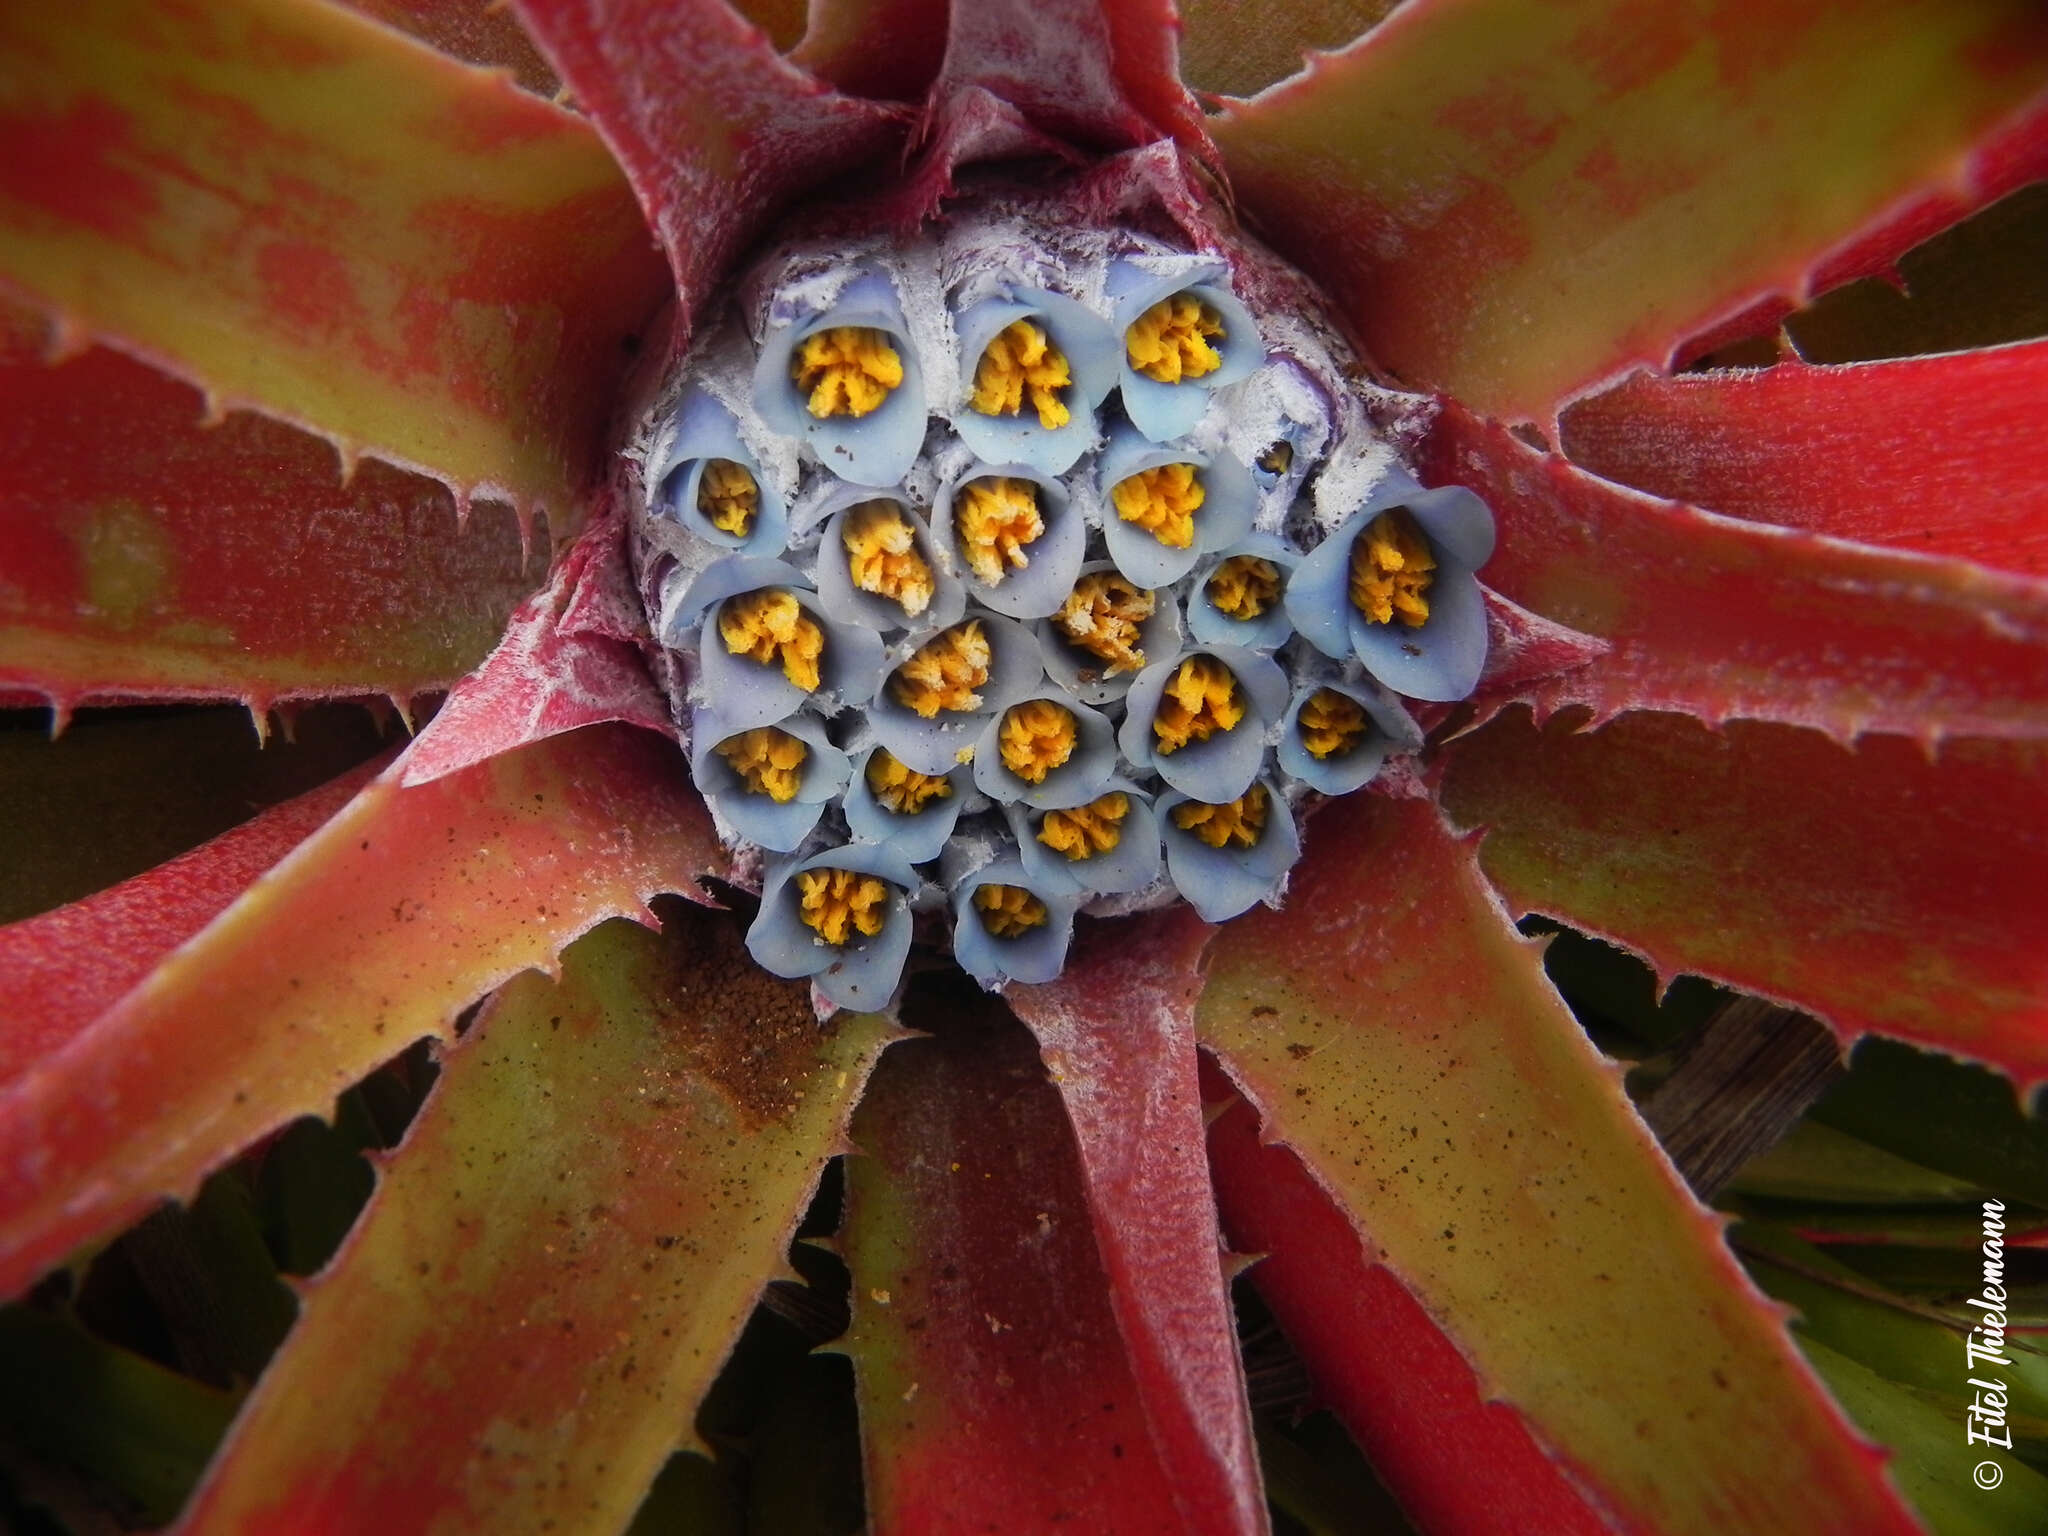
1557, 341, 2048, 581
1202, 1070, 1611, 1536
1198, 792, 1922, 1536
1438, 706, 2048, 1091
1010, 913, 1265, 1536
0, 724, 721, 1300
0, 0, 667, 511
1209, 0, 2048, 421
1424, 404, 2048, 743
840, 1013, 1202, 1534
0, 306, 537, 710
178, 909, 892, 1534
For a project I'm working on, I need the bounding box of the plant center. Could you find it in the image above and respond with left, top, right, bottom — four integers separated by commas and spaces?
974, 883, 1049, 938
889, 620, 992, 717
1051, 571, 1153, 674
714, 726, 807, 801
796, 867, 891, 944
792, 325, 903, 418
1297, 689, 1369, 760
1037, 793, 1128, 860
1172, 784, 1269, 849
1152, 654, 1243, 754
865, 748, 952, 813
1349, 507, 1436, 628
1125, 293, 1224, 383
697, 458, 758, 536
998, 699, 1079, 783
1205, 554, 1282, 619
718, 588, 824, 690
971, 319, 1071, 429
955, 476, 1045, 586
1112, 462, 1204, 549
843, 500, 934, 616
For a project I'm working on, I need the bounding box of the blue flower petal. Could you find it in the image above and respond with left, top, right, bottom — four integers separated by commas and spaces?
1109, 261, 1265, 443
747, 843, 919, 1010
970, 690, 1116, 809
952, 289, 1118, 475
1186, 534, 1299, 652
671, 559, 884, 730
1347, 559, 1489, 702
1007, 781, 1162, 897
750, 268, 927, 488
1115, 644, 1286, 803
841, 745, 975, 862
938, 464, 1086, 620
950, 857, 1078, 987
690, 712, 851, 853
1098, 425, 1259, 589
868, 613, 1046, 775
1275, 679, 1419, 797
1156, 778, 1300, 923
646, 388, 788, 557
812, 485, 966, 634
1035, 560, 1183, 706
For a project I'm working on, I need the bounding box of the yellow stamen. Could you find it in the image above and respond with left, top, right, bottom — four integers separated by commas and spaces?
955, 477, 1045, 587
974, 883, 1050, 938
998, 699, 1079, 784
1125, 294, 1225, 384
1171, 784, 1269, 850
1037, 793, 1129, 861
1051, 571, 1154, 676
889, 620, 992, 717
1257, 441, 1293, 476
1112, 462, 1204, 550
697, 459, 758, 536
865, 748, 953, 814
842, 500, 935, 617
1298, 689, 1369, 760
971, 319, 1072, 430
1152, 654, 1244, 755
792, 325, 904, 419
1348, 507, 1437, 628
1205, 555, 1282, 620
713, 725, 808, 802
718, 588, 824, 691
795, 867, 891, 945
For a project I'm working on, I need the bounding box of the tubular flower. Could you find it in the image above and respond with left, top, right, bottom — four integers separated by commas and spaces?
3, 3, 2045, 1535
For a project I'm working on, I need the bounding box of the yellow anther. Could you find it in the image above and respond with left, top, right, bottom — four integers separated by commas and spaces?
1298, 689, 1369, 760
1051, 571, 1155, 676
1257, 441, 1293, 476
1125, 294, 1225, 384
955, 477, 1045, 587
1349, 507, 1437, 628
714, 725, 808, 802
843, 500, 935, 618
795, 867, 891, 945
1171, 783, 1269, 850
1151, 654, 1244, 755
1112, 462, 1204, 549
718, 588, 824, 691
1205, 555, 1283, 620
998, 699, 1079, 784
889, 620, 992, 717
971, 319, 1072, 430
792, 325, 904, 418
974, 882, 1050, 938
1037, 792, 1129, 861
865, 748, 953, 814
697, 459, 759, 536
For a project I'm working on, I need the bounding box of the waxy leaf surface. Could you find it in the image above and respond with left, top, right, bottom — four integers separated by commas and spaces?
180, 911, 892, 1534
1174, 0, 1399, 100
1558, 341, 2048, 581
0, 724, 721, 1300
0, 0, 666, 509
1440, 707, 2048, 1090
1210, 0, 2048, 420
842, 1016, 1192, 1534
1198, 793, 1919, 1536
0, 756, 381, 1085
793, 0, 949, 102
1202, 1075, 1610, 1536
1011, 914, 1265, 1536
1425, 405, 2048, 742
0, 309, 535, 709
511, 0, 904, 322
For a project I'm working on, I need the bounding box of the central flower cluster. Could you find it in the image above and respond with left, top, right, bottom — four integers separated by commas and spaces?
633, 193, 1495, 1009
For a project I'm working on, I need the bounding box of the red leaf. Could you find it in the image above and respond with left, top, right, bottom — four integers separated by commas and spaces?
1423, 403, 2048, 744
0, 307, 536, 711
1009, 912, 1266, 1536
794, 0, 950, 102
1439, 706, 2048, 1094
1558, 341, 2048, 582
0, 757, 384, 1086
511, 0, 907, 322
1202, 1068, 1611, 1536
0, 724, 722, 1300
841, 1015, 1202, 1534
